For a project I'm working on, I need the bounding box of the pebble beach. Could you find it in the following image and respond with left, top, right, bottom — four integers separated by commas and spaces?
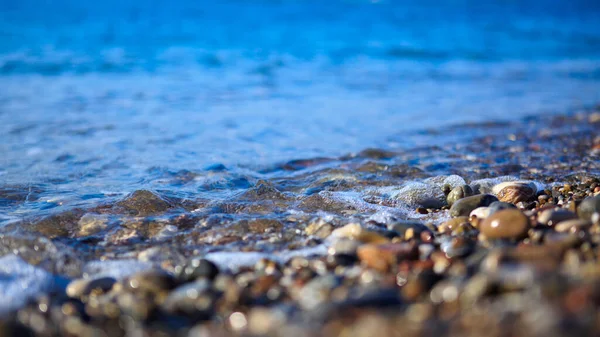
1, 108, 600, 336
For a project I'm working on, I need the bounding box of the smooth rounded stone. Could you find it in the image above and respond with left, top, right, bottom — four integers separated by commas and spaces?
387, 220, 429, 236
305, 219, 333, 238
176, 258, 220, 282
446, 185, 474, 207
116, 190, 172, 216
439, 216, 469, 233
554, 219, 592, 233
330, 223, 389, 244
440, 237, 474, 258
578, 195, 600, 221
161, 279, 213, 314
328, 238, 361, 256
488, 201, 517, 215
492, 181, 537, 204
480, 209, 530, 240
470, 176, 519, 194
469, 207, 490, 219
537, 208, 578, 226
76, 213, 109, 237
66, 277, 116, 298
124, 270, 177, 293
392, 182, 446, 209
296, 275, 341, 310
449, 194, 498, 218
357, 242, 418, 272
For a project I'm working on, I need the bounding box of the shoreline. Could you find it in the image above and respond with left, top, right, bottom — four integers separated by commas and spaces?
1, 107, 600, 336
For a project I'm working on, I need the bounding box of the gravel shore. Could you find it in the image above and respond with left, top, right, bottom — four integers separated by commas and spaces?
1, 108, 600, 336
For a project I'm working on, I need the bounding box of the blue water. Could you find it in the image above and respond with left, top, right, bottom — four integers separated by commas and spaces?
1, 0, 600, 221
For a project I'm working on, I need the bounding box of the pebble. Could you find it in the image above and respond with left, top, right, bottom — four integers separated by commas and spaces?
66, 277, 116, 299
479, 209, 530, 240
450, 194, 498, 217
446, 185, 474, 206
177, 258, 220, 282
357, 243, 418, 272
554, 219, 592, 233
330, 223, 389, 244
124, 270, 177, 293
469, 207, 490, 220
487, 201, 517, 215
492, 181, 537, 204
116, 190, 173, 216
537, 208, 578, 226
439, 216, 470, 233
387, 220, 429, 237
577, 195, 600, 221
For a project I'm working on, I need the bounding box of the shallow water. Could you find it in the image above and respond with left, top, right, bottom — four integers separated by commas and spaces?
1, 0, 600, 223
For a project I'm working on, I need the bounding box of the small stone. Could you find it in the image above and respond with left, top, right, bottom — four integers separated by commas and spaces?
439, 216, 469, 233
177, 258, 220, 282
492, 181, 537, 204
116, 190, 172, 216
357, 243, 418, 272
480, 209, 530, 240
554, 219, 592, 233
469, 207, 490, 220
488, 201, 517, 215
125, 270, 177, 293
446, 185, 474, 206
449, 194, 498, 217
76, 213, 109, 237
66, 277, 116, 298
578, 195, 600, 221
387, 220, 429, 236
330, 223, 389, 244
537, 208, 578, 226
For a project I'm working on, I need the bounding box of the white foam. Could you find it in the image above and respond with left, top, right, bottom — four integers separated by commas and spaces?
205, 244, 328, 271
83, 259, 154, 279
0, 254, 56, 315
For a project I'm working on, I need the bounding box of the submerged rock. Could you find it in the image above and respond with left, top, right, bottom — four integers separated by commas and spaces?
116, 190, 173, 216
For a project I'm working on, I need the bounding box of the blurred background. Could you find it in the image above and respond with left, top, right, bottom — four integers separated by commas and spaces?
0, 0, 599, 200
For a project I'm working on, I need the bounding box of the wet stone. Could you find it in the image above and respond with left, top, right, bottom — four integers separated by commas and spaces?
487, 201, 516, 217
66, 277, 116, 298
387, 220, 429, 237
24, 209, 85, 238
537, 208, 578, 226
446, 185, 474, 207
480, 209, 530, 240
492, 181, 537, 204
116, 190, 173, 216
357, 243, 418, 272
577, 195, 600, 221
439, 216, 470, 233
449, 194, 498, 218
554, 219, 592, 233
123, 270, 177, 293
176, 258, 220, 282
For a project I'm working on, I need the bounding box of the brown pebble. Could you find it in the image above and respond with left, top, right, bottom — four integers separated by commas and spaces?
416, 207, 428, 214
537, 208, 578, 226
480, 209, 530, 240
493, 182, 536, 204
357, 243, 418, 272
439, 216, 469, 233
